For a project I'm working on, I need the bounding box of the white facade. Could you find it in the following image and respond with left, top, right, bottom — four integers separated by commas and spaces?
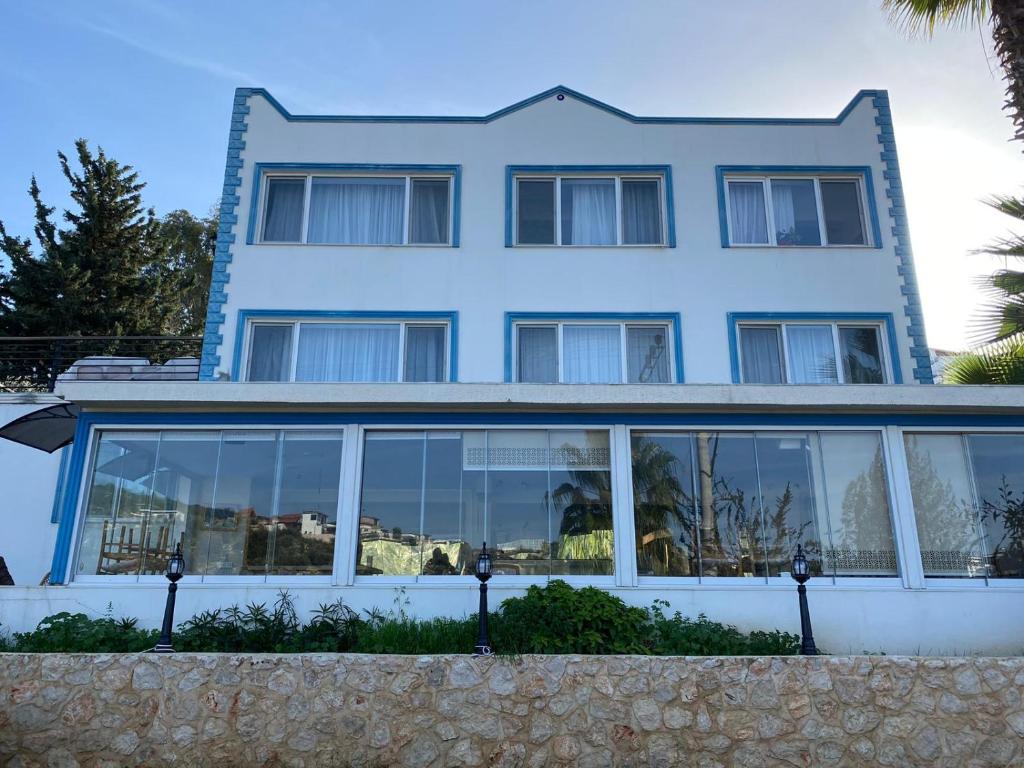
3, 87, 1024, 655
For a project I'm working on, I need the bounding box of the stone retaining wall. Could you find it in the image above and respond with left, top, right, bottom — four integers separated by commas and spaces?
1, 654, 1023, 767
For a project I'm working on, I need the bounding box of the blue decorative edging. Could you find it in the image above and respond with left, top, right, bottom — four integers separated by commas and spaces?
200, 87, 252, 380
872, 92, 934, 384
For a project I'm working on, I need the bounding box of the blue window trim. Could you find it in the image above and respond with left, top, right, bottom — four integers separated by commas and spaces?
245, 163, 461, 247
727, 312, 903, 385
49, 447, 71, 524
503, 312, 684, 383
504, 166, 676, 248
247, 85, 881, 127
715, 166, 883, 250
49, 407, 1024, 584
231, 309, 459, 383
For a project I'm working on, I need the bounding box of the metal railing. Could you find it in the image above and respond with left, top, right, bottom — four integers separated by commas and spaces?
0, 336, 204, 392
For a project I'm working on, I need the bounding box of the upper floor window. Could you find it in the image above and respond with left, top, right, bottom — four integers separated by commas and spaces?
246, 318, 451, 383
260, 173, 453, 245
514, 319, 676, 384
737, 320, 891, 384
514, 174, 666, 246
725, 175, 869, 247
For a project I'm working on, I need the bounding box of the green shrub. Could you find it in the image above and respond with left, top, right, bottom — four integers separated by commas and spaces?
496, 580, 651, 654
648, 600, 798, 656
354, 614, 479, 654
7, 610, 158, 653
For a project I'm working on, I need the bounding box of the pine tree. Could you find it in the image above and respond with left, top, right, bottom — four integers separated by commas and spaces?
0, 140, 173, 337
156, 209, 218, 337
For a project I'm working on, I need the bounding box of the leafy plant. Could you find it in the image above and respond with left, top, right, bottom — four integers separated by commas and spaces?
7, 610, 158, 653
648, 600, 798, 656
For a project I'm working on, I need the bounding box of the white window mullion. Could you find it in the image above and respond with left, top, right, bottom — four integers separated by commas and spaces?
813, 178, 828, 246
614, 177, 624, 245
556, 323, 564, 383
397, 322, 407, 383
554, 177, 563, 245
619, 324, 628, 383
611, 424, 638, 587
403, 176, 412, 245
763, 178, 776, 246
288, 322, 301, 382
301, 176, 312, 244
831, 323, 845, 384
334, 424, 362, 586
779, 323, 791, 383
884, 426, 926, 589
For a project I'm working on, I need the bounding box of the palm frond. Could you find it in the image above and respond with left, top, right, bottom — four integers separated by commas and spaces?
968, 269, 1024, 344
882, 0, 991, 35
972, 195, 1024, 260
943, 335, 1024, 384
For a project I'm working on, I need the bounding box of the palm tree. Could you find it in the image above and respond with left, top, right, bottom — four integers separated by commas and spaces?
883, 1, 1024, 145
944, 194, 1024, 383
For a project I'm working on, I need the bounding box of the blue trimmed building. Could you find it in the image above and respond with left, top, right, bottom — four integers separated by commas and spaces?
4, 86, 1023, 653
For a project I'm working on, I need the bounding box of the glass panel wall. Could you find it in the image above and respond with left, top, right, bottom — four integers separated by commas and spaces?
75, 429, 343, 578
631, 430, 897, 579
905, 433, 1024, 579
358, 429, 613, 578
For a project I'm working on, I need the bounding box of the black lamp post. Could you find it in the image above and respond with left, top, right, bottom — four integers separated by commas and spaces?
473, 542, 493, 656
790, 544, 818, 656
153, 543, 185, 654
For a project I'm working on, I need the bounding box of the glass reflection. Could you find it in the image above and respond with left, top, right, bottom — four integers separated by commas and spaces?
968, 435, 1024, 578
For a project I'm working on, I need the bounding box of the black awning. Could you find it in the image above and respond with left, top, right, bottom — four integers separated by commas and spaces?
0, 402, 81, 453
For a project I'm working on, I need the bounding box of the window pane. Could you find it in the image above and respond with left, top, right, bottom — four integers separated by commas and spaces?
268, 432, 343, 575
517, 326, 557, 383
561, 178, 616, 245
771, 179, 821, 246
739, 327, 783, 384
821, 180, 866, 245
904, 434, 987, 577
631, 433, 698, 576
819, 432, 897, 576
728, 181, 768, 244
563, 324, 622, 383
410, 179, 449, 245
840, 326, 884, 384
755, 434, 824, 577
358, 434, 425, 576
627, 326, 671, 383
421, 433, 481, 576
550, 430, 613, 575
786, 325, 837, 383
696, 433, 764, 577
517, 179, 555, 244
76, 432, 161, 576
967, 435, 1024, 578
487, 431, 551, 575
404, 325, 446, 383
262, 178, 305, 242
308, 177, 404, 244
622, 180, 662, 245
197, 432, 279, 576
248, 325, 292, 382
296, 323, 400, 382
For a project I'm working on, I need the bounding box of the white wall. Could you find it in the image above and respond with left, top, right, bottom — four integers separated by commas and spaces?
213, 91, 914, 384
0, 399, 62, 588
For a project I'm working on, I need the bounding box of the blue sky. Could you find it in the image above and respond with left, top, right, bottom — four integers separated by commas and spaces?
2, 0, 1022, 349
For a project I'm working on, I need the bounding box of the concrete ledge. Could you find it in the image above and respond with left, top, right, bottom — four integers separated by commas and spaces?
54, 381, 1024, 414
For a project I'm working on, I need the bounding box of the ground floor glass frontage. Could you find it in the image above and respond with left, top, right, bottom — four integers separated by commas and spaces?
65, 419, 1024, 587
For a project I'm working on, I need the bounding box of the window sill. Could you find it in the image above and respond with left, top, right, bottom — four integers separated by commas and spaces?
725, 243, 876, 250
252, 242, 456, 248
509, 244, 670, 249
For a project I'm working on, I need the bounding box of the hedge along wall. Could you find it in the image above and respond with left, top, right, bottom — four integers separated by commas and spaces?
1, 654, 1023, 768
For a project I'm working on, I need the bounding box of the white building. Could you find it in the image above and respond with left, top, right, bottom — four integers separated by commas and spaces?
2, 86, 1022, 654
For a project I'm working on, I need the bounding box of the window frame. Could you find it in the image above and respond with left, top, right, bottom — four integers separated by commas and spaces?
241, 315, 454, 383
251, 165, 459, 247
716, 165, 881, 249
511, 318, 679, 384
508, 166, 673, 247
734, 318, 895, 385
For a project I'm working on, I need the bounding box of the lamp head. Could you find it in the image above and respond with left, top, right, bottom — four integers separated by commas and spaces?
475, 542, 492, 582
166, 543, 185, 582
791, 544, 810, 584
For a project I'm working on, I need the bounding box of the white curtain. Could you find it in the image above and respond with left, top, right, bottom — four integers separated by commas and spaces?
563, 325, 621, 383
562, 179, 615, 245
771, 179, 820, 245
786, 325, 837, 383
739, 327, 783, 384
622, 180, 661, 244
263, 178, 305, 242
727, 182, 768, 244
626, 326, 670, 383
248, 325, 292, 381
404, 325, 446, 382
517, 326, 557, 383
409, 180, 449, 244
307, 178, 404, 244
296, 324, 399, 382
